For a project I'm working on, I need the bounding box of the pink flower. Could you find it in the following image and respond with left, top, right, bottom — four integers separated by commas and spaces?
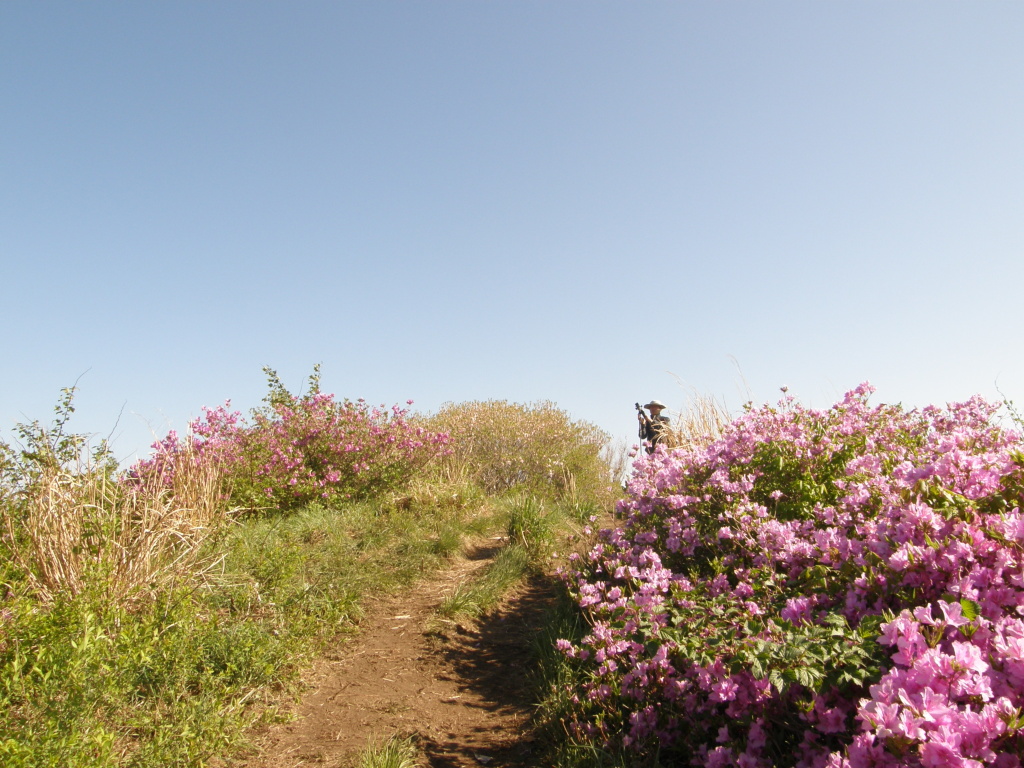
781, 596, 816, 625
951, 641, 988, 674
710, 678, 739, 703
939, 600, 971, 629
817, 706, 848, 734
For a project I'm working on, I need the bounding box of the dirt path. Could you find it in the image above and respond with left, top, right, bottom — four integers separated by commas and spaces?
237, 543, 556, 768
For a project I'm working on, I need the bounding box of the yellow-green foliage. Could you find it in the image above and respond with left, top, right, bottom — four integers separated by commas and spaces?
424, 400, 612, 502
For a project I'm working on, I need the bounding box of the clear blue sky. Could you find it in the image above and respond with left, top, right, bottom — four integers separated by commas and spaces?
3, 2, 1023, 458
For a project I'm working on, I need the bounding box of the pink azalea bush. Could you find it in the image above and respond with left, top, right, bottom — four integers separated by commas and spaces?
132, 369, 450, 510
558, 384, 1024, 766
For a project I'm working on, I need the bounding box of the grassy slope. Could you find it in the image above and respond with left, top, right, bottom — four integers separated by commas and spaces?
1, 394, 622, 768
0, 495, 497, 768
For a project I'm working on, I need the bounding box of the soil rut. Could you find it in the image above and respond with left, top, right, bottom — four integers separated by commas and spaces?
239, 543, 555, 768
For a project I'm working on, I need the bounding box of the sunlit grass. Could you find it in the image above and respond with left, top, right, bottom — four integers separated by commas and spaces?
357, 733, 421, 768
436, 544, 533, 621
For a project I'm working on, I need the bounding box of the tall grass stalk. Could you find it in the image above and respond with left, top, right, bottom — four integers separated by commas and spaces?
663, 390, 731, 450
598, 438, 633, 487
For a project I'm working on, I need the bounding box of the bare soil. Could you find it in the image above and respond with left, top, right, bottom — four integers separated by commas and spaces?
236, 543, 558, 768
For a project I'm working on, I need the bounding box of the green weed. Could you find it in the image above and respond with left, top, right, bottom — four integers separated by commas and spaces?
356, 733, 421, 768
504, 495, 555, 560
436, 544, 532, 621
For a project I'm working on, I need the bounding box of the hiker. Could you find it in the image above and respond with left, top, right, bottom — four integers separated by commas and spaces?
637, 400, 670, 454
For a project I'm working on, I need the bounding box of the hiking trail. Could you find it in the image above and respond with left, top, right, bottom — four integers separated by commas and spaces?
236, 540, 558, 768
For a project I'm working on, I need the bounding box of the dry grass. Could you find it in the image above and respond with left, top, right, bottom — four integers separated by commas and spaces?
2, 449, 229, 603
598, 438, 634, 486
663, 390, 732, 451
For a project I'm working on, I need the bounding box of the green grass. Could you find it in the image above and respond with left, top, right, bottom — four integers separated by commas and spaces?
0, 490, 622, 768
0, 589, 273, 768
355, 734, 421, 768
435, 495, 574, 622
0, 390, 622, 767
504, 495, 555, 558
436, 544, 533, 621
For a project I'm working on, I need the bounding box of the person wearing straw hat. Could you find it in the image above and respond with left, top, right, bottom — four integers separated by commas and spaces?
637, 400, 670, 454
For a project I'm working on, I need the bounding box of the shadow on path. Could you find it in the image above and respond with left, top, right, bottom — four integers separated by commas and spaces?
421, 573, 561, 768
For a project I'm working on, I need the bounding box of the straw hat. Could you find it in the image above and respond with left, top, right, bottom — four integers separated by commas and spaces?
643, 400, 667, 410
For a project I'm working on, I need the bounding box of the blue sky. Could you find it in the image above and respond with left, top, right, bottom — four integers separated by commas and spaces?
3, 2, 1023, 458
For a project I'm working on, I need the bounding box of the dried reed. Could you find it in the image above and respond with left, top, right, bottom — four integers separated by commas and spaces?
663, 390, 732, 451
3, 447, 229, 603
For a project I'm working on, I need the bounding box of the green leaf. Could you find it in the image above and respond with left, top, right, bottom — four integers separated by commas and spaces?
960, 598, 980, 622
750, 657, 765, 679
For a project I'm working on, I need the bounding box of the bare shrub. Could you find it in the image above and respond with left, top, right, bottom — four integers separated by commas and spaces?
422, 400, 612, 503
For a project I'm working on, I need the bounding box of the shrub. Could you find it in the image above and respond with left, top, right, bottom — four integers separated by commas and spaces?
423, 399, 612, 503
559, 384, 1024, 767
132, 366, 451, 511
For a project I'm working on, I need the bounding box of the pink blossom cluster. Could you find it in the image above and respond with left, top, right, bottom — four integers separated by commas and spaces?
131, 394, 450, 508
558, 384, 1024, 766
